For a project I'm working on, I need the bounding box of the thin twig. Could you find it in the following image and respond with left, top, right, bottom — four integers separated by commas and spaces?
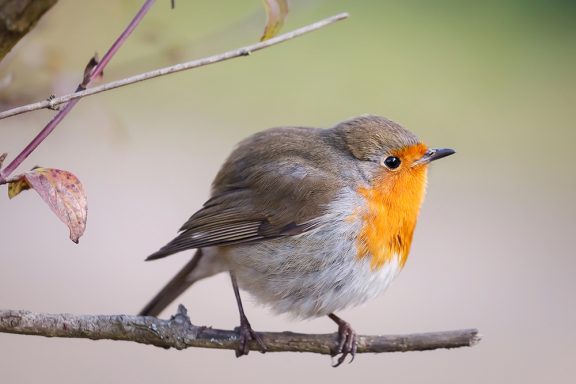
0, 12, 349, 122
90, 0, 156, 82
0, 0, 157, 184
0, 306, 480, 357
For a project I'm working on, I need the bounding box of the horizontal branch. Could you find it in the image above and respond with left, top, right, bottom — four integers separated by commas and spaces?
0, 306, 480, 357
0, 12, 349, 120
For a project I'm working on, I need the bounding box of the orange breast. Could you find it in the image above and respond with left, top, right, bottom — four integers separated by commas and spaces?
356, 145, 429, 270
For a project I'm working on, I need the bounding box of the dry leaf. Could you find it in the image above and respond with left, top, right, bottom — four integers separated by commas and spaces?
261, 0, 289, 41
8, 168, 88, 243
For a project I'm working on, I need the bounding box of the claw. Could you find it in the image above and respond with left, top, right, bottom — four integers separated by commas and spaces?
328, 313, 358, 367
235, 318, 267, 357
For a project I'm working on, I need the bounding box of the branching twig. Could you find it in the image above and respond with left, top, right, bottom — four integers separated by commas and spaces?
0, 0, 156, 184
0, 12, 348, 122
0, 306, 480, 356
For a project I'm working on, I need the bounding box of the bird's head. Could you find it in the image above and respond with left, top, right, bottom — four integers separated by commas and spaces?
334, 115, 455, 180
333, 115, 455, 269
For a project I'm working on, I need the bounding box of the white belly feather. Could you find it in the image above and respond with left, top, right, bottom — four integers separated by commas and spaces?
225, 188, 405, 319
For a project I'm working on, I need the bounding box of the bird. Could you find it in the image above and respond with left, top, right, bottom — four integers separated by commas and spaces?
139, 115, 455, 366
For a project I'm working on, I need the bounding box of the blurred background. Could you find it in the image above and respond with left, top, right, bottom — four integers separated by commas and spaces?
0, 0, 575, 382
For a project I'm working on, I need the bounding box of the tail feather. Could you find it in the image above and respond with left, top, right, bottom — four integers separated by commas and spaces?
139, 250, 203, 316
145, 243, 182, 261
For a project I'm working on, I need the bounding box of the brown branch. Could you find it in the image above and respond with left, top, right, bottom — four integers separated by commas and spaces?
0, 0, 57, 61
0, 12, 349, 121
0, 305, 480, 356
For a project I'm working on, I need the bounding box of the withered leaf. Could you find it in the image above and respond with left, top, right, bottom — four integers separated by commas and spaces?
260, 0, 289, 41
8, 168, 88, 243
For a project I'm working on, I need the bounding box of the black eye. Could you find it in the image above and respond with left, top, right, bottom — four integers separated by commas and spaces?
383, 156, 401, 169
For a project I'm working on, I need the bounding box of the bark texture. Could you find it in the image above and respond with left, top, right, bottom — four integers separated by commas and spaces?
0, 306, 481, 356
0, 0, 57, 61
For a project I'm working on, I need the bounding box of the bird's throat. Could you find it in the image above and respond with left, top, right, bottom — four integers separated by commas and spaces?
357, 166, 428, 270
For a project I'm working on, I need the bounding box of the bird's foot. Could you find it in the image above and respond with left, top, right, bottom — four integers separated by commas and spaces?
235, 317, 267, 357
229, 271, 266, 357
328, 313, 358, 367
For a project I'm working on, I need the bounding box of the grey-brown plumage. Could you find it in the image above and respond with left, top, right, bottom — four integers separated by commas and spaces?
146, 115, 416, 261
140, 115, 454, 365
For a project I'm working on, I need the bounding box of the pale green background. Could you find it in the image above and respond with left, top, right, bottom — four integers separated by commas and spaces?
0, 0, 575, 383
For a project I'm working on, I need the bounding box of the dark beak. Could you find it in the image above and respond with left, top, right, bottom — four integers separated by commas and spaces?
414, 148, 456, 165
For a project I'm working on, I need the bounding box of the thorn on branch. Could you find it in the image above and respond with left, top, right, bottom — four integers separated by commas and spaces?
171, 304, 192, 326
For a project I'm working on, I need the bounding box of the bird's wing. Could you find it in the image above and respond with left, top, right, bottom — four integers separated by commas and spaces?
147, 128, 348, 261
146, 191, 311, 260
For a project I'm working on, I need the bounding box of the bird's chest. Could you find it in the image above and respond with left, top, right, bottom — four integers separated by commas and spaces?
356, 169, 427, 269
228, 187, 417, 318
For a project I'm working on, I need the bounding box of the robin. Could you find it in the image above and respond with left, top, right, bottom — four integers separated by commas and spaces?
140, 115, 455, 366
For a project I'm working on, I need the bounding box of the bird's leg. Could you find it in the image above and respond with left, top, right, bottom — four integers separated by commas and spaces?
328, 313, 358, 367
230, 271, 267, 357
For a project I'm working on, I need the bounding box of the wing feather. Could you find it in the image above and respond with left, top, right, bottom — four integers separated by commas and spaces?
146, 126, 352, 261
